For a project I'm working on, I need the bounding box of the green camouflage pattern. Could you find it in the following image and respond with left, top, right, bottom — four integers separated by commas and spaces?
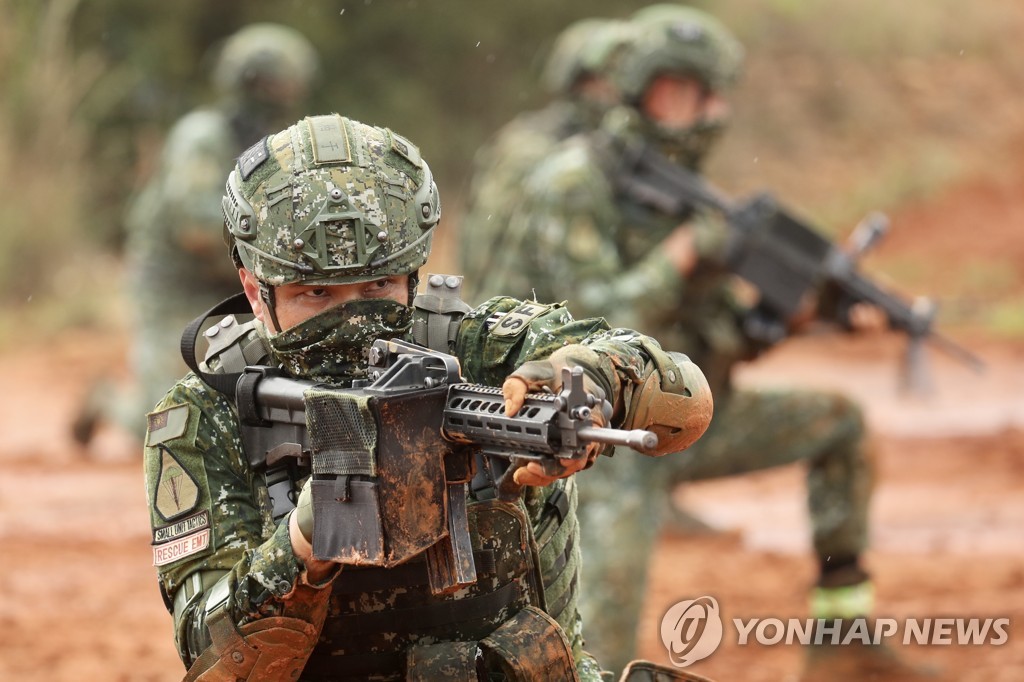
459, 17, 636, 300
614, 5, 744, 100
225, 115, 440, 287
123, 108, 254, 433
113, 26, 319, 438
212, 23, 319, 100
145, 295, 666, 680
261, 298, 413, 383
468, 97, 872, 676
540, 18, 636, 96
577, 388, 871, 673
611, 7, 743, 168
459, 103, 592, 300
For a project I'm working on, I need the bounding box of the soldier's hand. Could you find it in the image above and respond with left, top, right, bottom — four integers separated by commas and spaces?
662, 224, 699, 276
288, 478, 338, 582
502, 350, 608, 487
514, 401, 606, 487
295, 477, 314, 543
848, 302, 888, 333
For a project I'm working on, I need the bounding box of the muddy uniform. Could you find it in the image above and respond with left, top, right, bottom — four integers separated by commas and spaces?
145, 292, 687, 681
493, 122, 872, 672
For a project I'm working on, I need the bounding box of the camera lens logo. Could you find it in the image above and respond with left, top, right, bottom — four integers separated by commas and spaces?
660, 596, 724, 667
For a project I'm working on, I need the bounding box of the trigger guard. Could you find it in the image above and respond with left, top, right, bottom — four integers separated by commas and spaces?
541, 458, 573, 477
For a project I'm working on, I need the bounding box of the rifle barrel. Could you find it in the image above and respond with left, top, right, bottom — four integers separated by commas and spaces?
578, 426, 658, 452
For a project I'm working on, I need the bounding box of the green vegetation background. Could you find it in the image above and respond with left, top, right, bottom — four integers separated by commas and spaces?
2, 0, 1023, 339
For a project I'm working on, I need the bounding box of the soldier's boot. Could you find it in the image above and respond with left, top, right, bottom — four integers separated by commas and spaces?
70, 377, 111, 447
800, 582, 940, 682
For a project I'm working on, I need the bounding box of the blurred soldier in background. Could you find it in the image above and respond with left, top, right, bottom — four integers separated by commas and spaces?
72, 23, 319, 447
458, 17, 635, 298
465, 4, 934, 680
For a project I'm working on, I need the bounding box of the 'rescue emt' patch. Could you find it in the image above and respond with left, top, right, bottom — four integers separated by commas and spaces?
488, 302, 554, 339
153, 510, 210, 545
153, 527, 210, 566
146, 403, 190, 446
153, 446, 201, 522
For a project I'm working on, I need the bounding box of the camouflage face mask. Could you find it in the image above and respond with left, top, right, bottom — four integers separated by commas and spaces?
262, 298, 413, 384
644, 116, 728, 170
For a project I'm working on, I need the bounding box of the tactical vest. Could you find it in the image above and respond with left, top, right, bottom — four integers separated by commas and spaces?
197, 276, 581, 680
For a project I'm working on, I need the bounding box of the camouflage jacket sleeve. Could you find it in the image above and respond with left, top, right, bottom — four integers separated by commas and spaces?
454, 296, 656, 428
495, 135, 689, 330
143, 374, 335, 668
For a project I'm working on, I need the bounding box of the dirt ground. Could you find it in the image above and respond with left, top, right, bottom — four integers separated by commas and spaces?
1, 174, 1023, 681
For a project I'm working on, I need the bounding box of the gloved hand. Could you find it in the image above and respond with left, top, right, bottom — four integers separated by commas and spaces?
288, 478, 338, 583
501, 345, 609, 488
660, 214, 732, 277
294, 477, 314, 544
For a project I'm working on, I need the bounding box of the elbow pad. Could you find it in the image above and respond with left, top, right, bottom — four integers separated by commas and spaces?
625, 342, 713, 456
181, 575, 327, 682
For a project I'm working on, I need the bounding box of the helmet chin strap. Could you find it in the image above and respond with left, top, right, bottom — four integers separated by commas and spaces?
258, 281, 283, 333
407, 269, 420, 306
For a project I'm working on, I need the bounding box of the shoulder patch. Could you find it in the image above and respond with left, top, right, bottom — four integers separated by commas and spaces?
237, 138, 269, 180
146, 403, 191, 446
153, 445, 201, 522
488, 301, 554, 339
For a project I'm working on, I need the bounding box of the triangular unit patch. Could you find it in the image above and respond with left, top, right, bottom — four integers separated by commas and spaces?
154, 446, 200, 522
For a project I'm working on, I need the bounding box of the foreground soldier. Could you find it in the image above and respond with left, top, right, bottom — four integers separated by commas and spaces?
74, 24, 319, 446
474, 6, 931, 679
143, 114, 714, 681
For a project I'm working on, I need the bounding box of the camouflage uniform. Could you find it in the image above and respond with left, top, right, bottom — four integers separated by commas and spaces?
107, 24, 319, 438
467, 8, 875, 674
144, 114, 713, 681
459, 19, 635, 299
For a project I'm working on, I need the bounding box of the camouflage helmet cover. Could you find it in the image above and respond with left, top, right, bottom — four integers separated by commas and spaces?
616, 5, 744, 101
212, 23, 320, 97
541, 18, 638, 96
223, 114, 441, 286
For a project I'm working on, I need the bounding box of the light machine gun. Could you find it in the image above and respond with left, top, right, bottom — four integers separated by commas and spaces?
612, 141, 984, 391
235, 338, 657, 596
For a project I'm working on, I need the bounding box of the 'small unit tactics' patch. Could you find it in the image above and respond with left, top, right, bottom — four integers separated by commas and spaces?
151, 510, 211, 567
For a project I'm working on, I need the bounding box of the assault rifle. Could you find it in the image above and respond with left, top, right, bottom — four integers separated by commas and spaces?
612, 141, 984, 390
235, 338, 657, 595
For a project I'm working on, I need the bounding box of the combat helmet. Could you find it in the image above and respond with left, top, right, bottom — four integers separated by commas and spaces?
212, 23, 320, 99
607, 5, 744, 168
540, 18, 637, 98
615, 5, 744, 103
223, 114, 440, 289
